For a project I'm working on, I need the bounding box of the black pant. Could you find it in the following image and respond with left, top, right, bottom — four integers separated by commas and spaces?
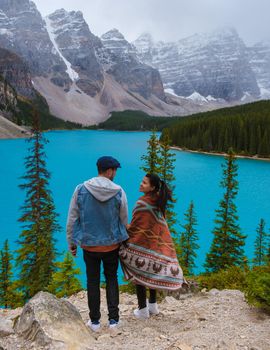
136, 284, 157, 309
83, 248, 119, 322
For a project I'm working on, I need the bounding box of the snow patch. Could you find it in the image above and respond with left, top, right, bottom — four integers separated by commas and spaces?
206, 95, 217, 101
44, 16, 79, 82
164, 88, 178, 97
0, 29, 13, 37
187, 92, 208, 103
241, 92, 252, 101
260, 87, 270, 99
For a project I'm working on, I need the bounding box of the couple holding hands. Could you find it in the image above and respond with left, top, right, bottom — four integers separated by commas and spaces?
67, 156, 185, 332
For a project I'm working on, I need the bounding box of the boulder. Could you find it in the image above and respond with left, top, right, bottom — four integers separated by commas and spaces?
0, 315, 14, 337
15, 291, 94, 350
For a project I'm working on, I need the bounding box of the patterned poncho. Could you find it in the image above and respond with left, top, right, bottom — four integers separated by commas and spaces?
119, 193, 185, 290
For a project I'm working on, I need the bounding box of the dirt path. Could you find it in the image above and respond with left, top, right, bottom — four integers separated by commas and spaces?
67, 289, 270, 350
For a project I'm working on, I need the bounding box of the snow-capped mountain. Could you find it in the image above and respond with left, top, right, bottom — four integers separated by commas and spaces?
248, 40, 270, 99
0, 47, 36, 99
1, 0, 268, 125
98, 29, 165, 100
45, 9, 104, 97
0, 0, 69, 86
100, 28, 138, 59
0, 1, 170, 123
133, 28, 260, 101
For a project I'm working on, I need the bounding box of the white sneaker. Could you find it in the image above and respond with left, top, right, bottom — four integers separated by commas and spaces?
87, 320, 101, 332
108, 319, 120, 329
133, 307, 150, 319
148, 302, 159, 315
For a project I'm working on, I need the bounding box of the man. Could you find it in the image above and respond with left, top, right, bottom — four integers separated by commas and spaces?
66, 156, 128, 332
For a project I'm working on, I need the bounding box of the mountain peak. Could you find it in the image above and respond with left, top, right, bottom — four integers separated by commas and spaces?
101, 28, 126, 41
133, 32, 154, 48
0, 0, 38, 15
137, 32, 154, 42
48, 8, 84, 22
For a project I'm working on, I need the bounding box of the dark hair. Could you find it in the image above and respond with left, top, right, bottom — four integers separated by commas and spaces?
97, 165, 117, 174
145, 173, 172, 216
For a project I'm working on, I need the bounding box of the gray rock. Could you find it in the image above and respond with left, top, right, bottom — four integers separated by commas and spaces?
15, 291, 94, 350
0, 0, 67, 79
0, 316, 14, 337
248, 40, 270, 98
99, 29, 165, 101
133, 28, 260, 101
164, 296, 177, 304
0, 47, 36, 99
47, 9, 104, 97
209, 288, 220, 296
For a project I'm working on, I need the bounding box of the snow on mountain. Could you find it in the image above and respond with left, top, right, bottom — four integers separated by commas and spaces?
44, 16, 79, 82
259, 87, 270, 99
46, 8, 103, 97
133, 27, 260, 102
240, 92, 253, 102
0, 0, 68, 83
248, 40, 270, 99
100, 28, 138, 60
98, 28, 165, 101
206, 95, 217, 101
2, 1, 268, 125
187, 92, 208, 103
164, 88, 178, 96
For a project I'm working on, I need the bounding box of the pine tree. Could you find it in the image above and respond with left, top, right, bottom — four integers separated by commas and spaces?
0, 240, 22, 308
48, 252, 82, 298
159, 128, 177, 232
179, 201, 199, 275
16, 111, 60, 301
267, 239, 270, 264
141, 129, 179, 249
140, 129, 161, 174
253, 219, 269, 266
205, 149, 246, 272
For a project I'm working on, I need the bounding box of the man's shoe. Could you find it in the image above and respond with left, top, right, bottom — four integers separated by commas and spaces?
148, 302, 159, 315
108, 319, 119, 328
87, 320, 101, 332
133, 307, 150, 319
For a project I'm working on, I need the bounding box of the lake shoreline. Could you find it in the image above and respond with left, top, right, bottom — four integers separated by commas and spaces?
1, 130, 270, 286
1, 127, 270, 162
171, 146, 270, 162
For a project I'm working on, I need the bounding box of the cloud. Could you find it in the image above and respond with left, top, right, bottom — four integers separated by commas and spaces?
33, 0, 270, 44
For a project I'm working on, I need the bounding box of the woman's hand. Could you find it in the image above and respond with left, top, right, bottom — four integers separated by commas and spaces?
126, 224, 131, 229
69, 244, 77, 257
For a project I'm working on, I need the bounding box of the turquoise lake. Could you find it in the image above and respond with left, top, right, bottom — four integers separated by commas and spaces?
1, 130, 270, 286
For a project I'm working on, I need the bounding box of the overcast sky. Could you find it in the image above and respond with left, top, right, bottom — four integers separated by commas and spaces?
33, 0, 270, 45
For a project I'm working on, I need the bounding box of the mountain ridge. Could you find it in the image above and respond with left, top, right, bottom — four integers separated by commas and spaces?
0, 0, 269, 125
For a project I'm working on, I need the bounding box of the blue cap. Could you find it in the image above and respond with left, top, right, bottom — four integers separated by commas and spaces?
96, 156, 121, 170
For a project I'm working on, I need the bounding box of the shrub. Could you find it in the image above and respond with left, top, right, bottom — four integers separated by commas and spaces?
119, 281, 136, 295
245, 265, 270, 312
197, 266, 248, 291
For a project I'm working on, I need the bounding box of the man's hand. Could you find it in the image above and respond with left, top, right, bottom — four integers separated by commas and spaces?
69, 244, 77, 257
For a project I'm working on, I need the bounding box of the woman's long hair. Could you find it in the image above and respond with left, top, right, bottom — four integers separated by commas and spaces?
145, 173, 172, 216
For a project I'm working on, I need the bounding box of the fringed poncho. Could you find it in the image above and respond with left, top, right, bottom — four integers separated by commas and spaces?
119, 194, 185, 290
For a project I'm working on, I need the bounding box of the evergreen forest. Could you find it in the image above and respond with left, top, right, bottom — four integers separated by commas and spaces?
162, 100, 270, 158
98, 100, 270, 158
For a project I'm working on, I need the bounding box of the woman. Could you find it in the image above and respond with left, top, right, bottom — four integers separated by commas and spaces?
119, 173, 185, 319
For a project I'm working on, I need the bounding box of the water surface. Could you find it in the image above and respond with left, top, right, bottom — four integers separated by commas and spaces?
1, 130, 269, 286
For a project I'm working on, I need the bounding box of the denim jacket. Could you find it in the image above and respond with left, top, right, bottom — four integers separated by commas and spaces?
66, 177, 128, 247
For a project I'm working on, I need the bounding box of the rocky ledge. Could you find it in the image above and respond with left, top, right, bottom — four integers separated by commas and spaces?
0, 288, 269, 350
0, 114, 31, 139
